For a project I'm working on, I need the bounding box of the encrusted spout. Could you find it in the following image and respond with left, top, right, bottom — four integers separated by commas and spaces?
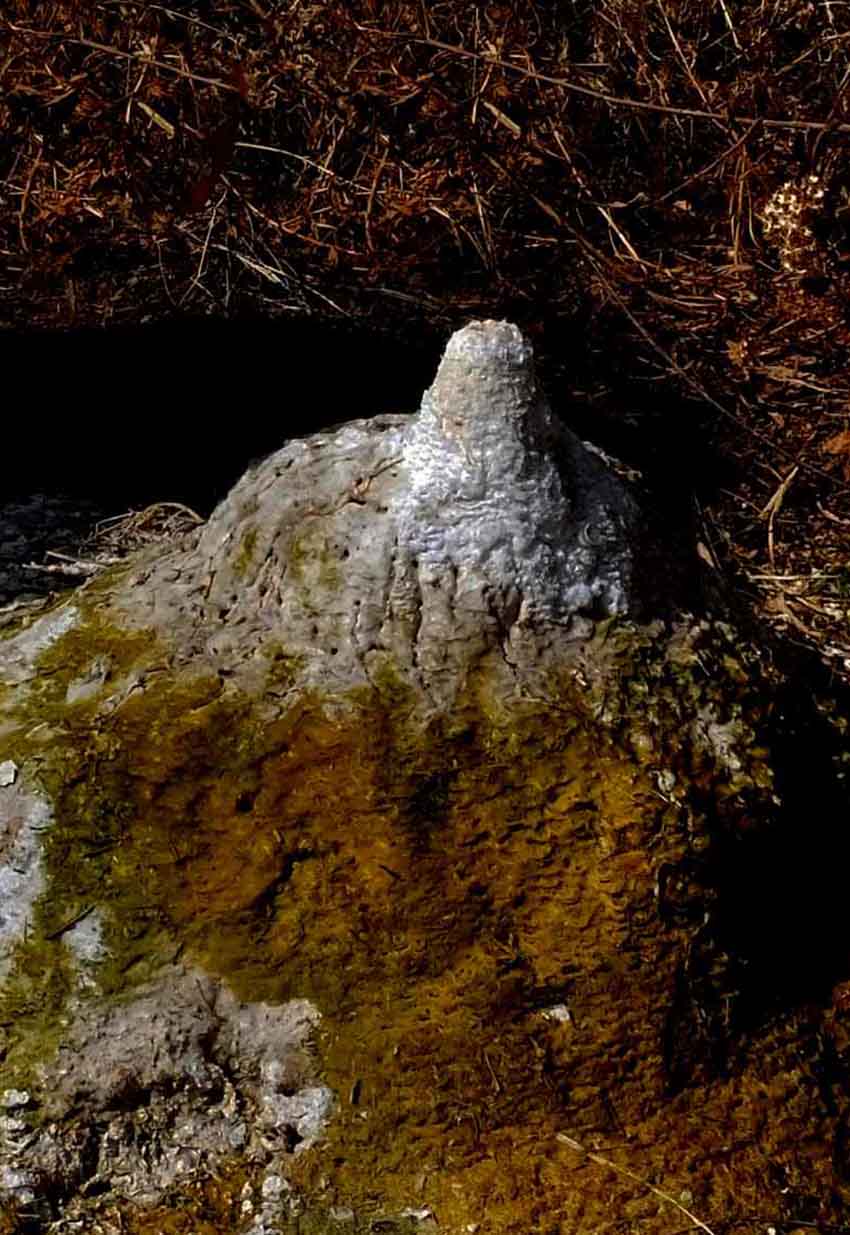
400, 320, 636, 626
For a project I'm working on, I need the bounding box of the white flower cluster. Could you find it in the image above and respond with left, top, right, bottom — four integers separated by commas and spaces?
761, 174, 826, 273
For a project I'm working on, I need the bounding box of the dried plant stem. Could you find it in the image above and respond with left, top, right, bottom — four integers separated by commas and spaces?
761, 465, 800, 572
556, 1133, 718, 1235
366, 28, 850, 135
574, 236, 850, 495
8, 25, 240, 92
17, 146, 42, 253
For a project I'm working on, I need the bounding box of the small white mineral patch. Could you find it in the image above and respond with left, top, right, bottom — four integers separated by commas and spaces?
0, 1164, 36, 1204
261, 1173, 290, 1200
0, 762, 17, 788
541, 1004, 571, 1024
0, 786, 51, 978
19, 605, 79, 659
1, 1090, 30, 1110
65, 909, 107, 982
259, 1083, 335, 1152
655, 769, 676, 796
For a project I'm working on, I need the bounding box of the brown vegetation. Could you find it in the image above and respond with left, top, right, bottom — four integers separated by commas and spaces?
2, 0, 850, 664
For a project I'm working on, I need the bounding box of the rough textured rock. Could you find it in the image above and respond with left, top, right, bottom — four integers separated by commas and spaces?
0, 777, 50, 981
103, 319, 637, 708
0, 321, 848, 1234
0, 966, 330, 1220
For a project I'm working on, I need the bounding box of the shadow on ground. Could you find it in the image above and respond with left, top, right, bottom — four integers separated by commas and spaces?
2, 316, 440, 510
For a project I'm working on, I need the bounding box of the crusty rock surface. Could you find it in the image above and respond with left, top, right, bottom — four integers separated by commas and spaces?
115, 319, 637, 704
0, 966, 331, 1218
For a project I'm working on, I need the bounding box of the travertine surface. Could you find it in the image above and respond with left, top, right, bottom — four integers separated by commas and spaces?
117, 320, 637, 704
1, 322, 842, 1235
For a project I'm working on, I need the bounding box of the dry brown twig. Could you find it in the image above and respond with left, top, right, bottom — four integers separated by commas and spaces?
17, 145, 42, 253
362, 27, 850, 135
7, 24, 242, 92
760, 464, 800, 572
87, 503, 204, 561
556, 1133, 718, 1235
23, 551, 120, 578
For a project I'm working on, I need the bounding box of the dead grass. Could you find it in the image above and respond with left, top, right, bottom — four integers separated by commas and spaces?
2, 0, 850, 667
87, 500, 203, 557
9, 503, 203, 608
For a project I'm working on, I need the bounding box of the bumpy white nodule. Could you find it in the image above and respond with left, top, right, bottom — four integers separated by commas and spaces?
400, 320, 634, 623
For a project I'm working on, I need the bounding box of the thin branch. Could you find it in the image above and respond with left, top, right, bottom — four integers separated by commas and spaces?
656, 120, 762, 203
361, 27, 850, 135
718, 0, 742, 51
557, 1133, 718, 1235
17, 146, 42, 253
8, 25, 241, 92
655, 0, 717, 119
96, 0, 240, 44
235, 142, 363, 189
571, 232, 850, 495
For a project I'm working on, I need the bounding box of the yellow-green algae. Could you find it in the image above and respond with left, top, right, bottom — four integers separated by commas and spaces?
1, 602, 846, 1234
235, 524, 258, 577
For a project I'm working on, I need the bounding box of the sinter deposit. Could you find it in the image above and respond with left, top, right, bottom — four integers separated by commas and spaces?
0, 322, 847, 1234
